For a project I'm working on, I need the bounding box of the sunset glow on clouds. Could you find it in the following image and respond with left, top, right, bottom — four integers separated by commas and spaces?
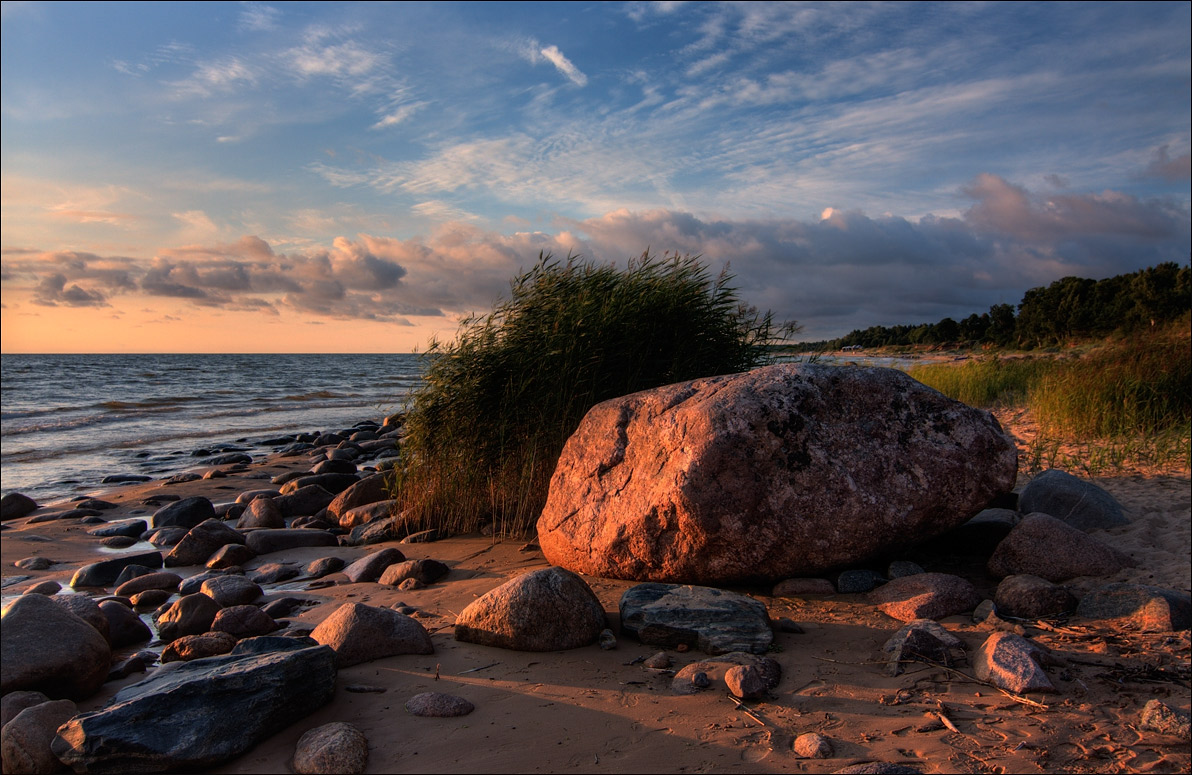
2, 1, 1188, 352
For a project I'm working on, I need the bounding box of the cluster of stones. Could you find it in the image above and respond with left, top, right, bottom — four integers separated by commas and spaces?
5, 366, 1191, 774
1, 415, 478, 774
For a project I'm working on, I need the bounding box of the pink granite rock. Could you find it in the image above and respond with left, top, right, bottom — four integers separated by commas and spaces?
538, 364, 1017, 583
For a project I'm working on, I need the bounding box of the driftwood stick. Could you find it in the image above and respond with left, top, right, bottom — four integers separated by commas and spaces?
727, 696, 768, 727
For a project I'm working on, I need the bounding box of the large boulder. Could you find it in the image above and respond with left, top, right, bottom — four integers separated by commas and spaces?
1, 594, 111, 700
537, 364, 1017, 583
52, 646, 337, 774
619, 583, 772, 655
454, 567, 607, 652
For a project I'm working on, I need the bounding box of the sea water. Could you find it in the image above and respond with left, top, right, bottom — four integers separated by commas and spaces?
0, 353, 424, 505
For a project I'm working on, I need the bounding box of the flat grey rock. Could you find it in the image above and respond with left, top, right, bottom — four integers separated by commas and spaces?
620, 583, 772, 655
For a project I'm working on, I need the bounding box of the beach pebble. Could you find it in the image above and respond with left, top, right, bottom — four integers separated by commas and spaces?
724, 663, 768, 699
0, 698, 77, 775
643, 652, 672, 669
230, 635, 318, 656
312, 459, 357, 475
107, 652, 155, 681
245, 528, 339, 555
251, 563, 301, 584
235, 489, 282, 504
397, 578, 424, 590
156, 593, 223, 642
341, 548, 406, 583
304, 557, 344, 579
773, 617, 804, 634
1, 493, 39, 521
311, 603, 434, 667
151, 496, 215, 530
292, 722, 369, 775
1, 692, 51, 728
113, 565, 159, 588
14, 557, 54, 571
405, 692, 475, 718
620, 583, 773, 655
211, 605, 279, 639
455, 567, 607, 652
130, 589, 171, 609
102, 474, 151, 484
236, 497, 285, 530
179, 569, 239, 596
21, 581, 61, 597
100, 600, 152, 648
883, 619, 965, 676
1140, 699, 1191, 738
88, 520, 147, 538
162, 473, 203, 485
869, 573, 980, 622
1019, 469, 1128, 530
1076, 583, 1192, 632
792, 732, 833, 758
887, 560, 926, 578
379, 559, 449, 587
102, 535, 138, 548
161, 631, 239, 662
200, 575, 262, 607
987, 513, 1134, 582
115, 571, 183, 597
973, 631, 1056, 694
327, 474, 390, 523
0, 594, 111, 700
207, 543, 257, 570
167, 519, 248, 568
994, 575, 1077, 619
672, 653, 781, 696
599, 629, 618, 650
147, 527, 189, 547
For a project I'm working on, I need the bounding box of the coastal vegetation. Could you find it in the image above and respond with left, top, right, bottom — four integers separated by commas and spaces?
905, 320, 1191, 474
396, 252, 795, 535
808, 262, 1190, 350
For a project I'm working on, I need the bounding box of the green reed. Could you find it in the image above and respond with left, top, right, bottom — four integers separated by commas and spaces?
394, 251, 794, 536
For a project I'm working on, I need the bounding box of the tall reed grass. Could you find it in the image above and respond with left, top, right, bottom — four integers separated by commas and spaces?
906, 319, 1191, 474
396, 252, 794, 536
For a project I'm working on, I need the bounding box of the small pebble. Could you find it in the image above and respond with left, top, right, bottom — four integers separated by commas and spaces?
598, 629, 617, 650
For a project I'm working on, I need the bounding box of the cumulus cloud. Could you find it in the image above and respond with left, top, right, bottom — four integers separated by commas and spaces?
32, 273, 108, 307
3, 176, 1186, 338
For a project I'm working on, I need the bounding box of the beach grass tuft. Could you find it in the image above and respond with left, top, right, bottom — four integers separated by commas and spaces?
395, 251, 795, 536
907, 318, 1191, 474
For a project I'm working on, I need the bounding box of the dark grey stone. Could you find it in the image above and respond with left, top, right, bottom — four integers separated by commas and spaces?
1018, 469, 1128, 530
151, 497, 215, 530
52, 646, 337, 774
71, 552, 163, 589
620, 583, 772, 655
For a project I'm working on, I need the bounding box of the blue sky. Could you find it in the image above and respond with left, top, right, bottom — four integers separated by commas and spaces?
2, 1, 1189, 352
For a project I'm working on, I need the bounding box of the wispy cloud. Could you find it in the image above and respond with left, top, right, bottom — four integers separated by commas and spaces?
518, 39, 588, 86
238, 2, 281, 33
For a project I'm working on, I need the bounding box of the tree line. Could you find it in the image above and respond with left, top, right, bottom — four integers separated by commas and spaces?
807, 262, 1190, 350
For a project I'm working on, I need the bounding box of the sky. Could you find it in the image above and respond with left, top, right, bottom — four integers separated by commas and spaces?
1, 1, 1189, 353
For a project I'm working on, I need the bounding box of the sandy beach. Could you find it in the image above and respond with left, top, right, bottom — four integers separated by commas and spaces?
2, 414, 1189, 775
